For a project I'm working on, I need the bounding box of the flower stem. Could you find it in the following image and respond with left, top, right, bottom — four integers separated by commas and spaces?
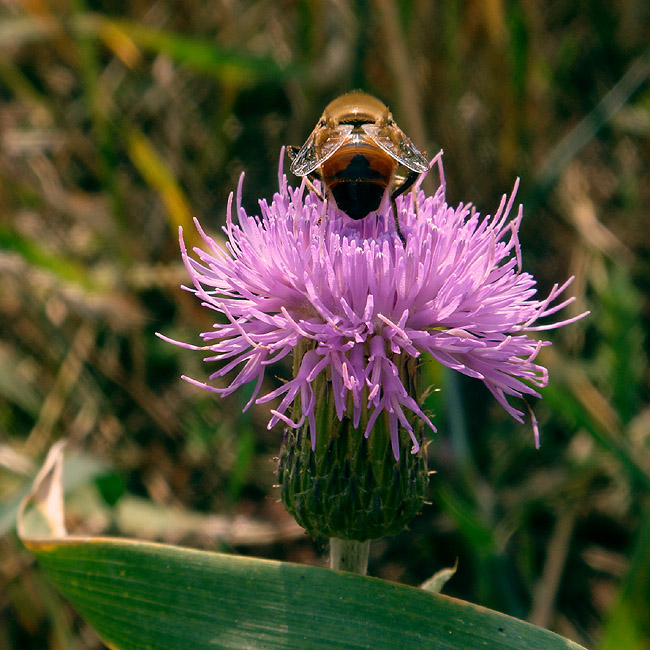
329, 538, 370, 575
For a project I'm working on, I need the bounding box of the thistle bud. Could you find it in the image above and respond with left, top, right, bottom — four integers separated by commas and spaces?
278, 349, 428, 541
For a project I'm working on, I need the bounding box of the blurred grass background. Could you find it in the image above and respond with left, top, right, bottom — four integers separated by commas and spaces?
1, 1, 649, 648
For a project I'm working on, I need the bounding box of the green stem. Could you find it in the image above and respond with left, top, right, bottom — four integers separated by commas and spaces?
329, 538, 370, 574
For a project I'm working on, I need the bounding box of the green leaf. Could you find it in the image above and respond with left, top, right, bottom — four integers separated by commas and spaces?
599, 504, 650, 649
19, 443, 589, 650
78, 14, 297, 83
0, 224, 93, 288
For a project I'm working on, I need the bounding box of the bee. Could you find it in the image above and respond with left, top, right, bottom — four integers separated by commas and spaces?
288, 91, 428, 227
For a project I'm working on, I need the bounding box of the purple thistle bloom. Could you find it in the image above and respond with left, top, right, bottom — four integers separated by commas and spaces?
163, 152, 585, 460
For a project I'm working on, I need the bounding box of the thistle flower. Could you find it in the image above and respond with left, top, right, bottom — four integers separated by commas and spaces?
167, 152, 581, 448
163, 152, 585, 540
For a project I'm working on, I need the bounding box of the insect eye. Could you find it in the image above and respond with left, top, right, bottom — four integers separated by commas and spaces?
318, 119, 327, 127
388, 118, 396, 126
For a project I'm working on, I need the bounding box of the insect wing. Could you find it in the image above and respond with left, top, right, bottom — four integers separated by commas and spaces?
290, 125, 353, 176
362, 124, 429, 173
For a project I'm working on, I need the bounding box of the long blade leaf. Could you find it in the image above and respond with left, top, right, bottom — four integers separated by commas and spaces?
19, 444, 588, 650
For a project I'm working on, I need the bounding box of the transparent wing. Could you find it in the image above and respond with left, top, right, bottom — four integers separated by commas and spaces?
362, 124, 429, 173
289, 125, 353, 176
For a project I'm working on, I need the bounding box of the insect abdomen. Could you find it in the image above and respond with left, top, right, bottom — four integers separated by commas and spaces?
329, 181, 386, 219
321, 148, 395, 220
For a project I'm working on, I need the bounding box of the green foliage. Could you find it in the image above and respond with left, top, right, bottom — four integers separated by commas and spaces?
29, 537, 587, 650
17, 444, 586, 649
1, 1, 650, 648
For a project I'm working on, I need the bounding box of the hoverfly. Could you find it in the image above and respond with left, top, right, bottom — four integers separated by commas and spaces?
288, 91, 428, 229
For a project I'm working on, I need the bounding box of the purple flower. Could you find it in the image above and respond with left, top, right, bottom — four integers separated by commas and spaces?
163, 152, 585, 459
